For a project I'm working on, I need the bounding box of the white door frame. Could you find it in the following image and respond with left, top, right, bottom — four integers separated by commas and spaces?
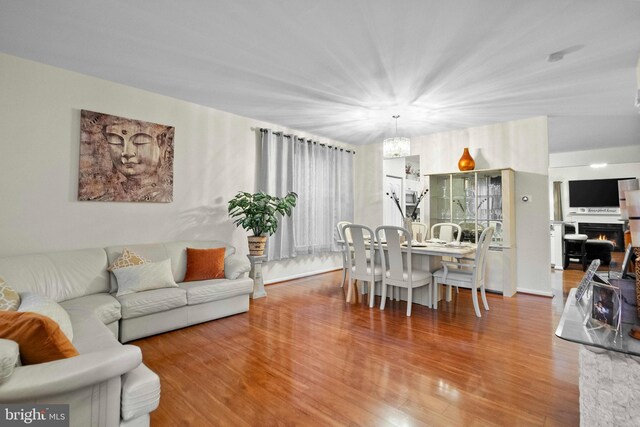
384, 174, 404, 227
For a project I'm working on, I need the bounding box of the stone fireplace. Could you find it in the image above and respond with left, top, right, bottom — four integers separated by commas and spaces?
578, 222, 625, 252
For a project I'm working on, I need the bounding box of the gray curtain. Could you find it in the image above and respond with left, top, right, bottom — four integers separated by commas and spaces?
259, 130, 296, 261
294, 137, 354, 255
259, 130, 354, 261
552, 181, 563, 221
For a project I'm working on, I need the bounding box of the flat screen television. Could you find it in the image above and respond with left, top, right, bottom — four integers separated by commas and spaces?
568, 178, 633, 208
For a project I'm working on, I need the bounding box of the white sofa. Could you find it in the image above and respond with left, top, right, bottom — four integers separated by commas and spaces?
0, 240, 253, 427
104, 241, 253, 343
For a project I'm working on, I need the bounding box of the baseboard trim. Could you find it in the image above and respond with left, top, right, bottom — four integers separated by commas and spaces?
265, 267, 342, 285
517, 288, 553, 297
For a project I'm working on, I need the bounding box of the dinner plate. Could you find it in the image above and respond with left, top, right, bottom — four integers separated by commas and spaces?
425, 239, 445, 244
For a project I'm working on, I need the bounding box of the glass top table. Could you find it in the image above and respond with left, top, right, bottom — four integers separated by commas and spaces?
555, 288, 640, 357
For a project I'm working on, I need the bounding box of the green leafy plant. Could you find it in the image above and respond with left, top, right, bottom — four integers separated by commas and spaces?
228, 191, 298, 237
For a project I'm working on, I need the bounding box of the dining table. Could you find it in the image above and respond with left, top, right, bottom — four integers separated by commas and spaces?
363, 239, 477, 309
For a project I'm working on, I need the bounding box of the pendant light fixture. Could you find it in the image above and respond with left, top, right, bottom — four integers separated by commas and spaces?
383, 115, 410, 158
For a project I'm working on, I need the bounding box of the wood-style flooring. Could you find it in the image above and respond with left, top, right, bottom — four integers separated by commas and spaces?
133, 268, 587, 427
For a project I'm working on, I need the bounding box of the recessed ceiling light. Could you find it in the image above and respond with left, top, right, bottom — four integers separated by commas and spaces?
590, 163, 607, 168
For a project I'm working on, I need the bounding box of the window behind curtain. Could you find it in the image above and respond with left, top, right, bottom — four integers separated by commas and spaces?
259, 130, 354, 261
293, 137, 354, 254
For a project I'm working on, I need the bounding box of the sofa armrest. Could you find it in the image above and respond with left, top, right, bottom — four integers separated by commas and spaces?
0, 345, 142, 402
225, 254, 251, 280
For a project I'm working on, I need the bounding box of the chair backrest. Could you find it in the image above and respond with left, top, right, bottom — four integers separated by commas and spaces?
336, 220, 352, 244
489, 221, 502, 237
473, 227, 495, 284
410, 222, 428, 241
375, 225, 412, 283
342, 224, 376, 277
431, 223, 462, 243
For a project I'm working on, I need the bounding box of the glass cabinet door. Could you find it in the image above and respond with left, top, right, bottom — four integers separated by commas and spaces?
451, 173, 475, 241
476, 171, 504, 246
428, 169, 507, 246
429, 175, 451, 224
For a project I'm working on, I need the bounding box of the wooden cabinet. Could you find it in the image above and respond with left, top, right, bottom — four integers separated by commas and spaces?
425, 168, 517, 296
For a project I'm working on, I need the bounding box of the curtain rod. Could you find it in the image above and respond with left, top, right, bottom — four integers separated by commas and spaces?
259, 128, 355, 154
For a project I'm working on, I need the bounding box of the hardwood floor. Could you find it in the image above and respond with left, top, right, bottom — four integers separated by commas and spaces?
133, 271, 583, 426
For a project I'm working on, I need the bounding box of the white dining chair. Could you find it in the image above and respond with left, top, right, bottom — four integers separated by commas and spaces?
432, 227, 494, 317
336, 220, 352, 288
410, 222, 428, 242
430, 222, 462, 243
343, 224, 382, 308
375, 225, 432, 316
431, 222, 463, 294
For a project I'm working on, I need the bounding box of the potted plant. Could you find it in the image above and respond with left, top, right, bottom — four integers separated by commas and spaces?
228, 191, 298, 256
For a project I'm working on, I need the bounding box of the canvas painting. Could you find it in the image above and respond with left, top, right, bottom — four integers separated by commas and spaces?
78, 110, 174, 202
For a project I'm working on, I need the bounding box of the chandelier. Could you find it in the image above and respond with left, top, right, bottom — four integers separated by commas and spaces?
383, 115, 410, 158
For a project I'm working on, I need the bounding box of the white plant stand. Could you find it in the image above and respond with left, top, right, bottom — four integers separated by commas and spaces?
247, 255, 267, 299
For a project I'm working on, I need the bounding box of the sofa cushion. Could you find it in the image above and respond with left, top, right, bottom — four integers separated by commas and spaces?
117, 288, 187, 320
181, 277, 253, 306
60, 293, 121, 325
0, 248, 110, 302
0, 311, 79, 365
0, 339, 19, 384
106, 241, 237, 291
106, 244, 170, 293
0, 279, 20, 311
164, 241, 235, 283
65, 308, 121, 354
224, 255, 251, 280
19, 292, 74, 342
183, 247, 225, 282
108, 248, 150, 272
121, 364, 161, 421
113, 259, 178, 297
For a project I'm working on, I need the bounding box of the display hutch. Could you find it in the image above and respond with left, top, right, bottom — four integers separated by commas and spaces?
425, 168, 516, 296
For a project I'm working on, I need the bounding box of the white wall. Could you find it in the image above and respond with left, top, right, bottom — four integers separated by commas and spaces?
354, 143, 385, 229
550, 145, 640, 168
355, 116, 551, 295
0, 53, 349, 282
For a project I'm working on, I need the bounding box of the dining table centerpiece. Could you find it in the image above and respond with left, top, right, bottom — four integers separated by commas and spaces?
386, 188, 429, 239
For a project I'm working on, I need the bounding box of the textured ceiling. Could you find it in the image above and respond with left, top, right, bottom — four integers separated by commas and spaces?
0, 0, 639, 151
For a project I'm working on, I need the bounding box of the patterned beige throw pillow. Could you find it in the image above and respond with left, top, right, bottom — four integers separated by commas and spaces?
108, 249, 150, 272
0, 278, 20, 311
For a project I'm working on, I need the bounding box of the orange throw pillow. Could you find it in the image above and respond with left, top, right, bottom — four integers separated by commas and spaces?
0, 311, 79, 365
183, 247, 226, 282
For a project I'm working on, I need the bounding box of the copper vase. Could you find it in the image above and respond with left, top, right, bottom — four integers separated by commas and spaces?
458, 147, 475, 171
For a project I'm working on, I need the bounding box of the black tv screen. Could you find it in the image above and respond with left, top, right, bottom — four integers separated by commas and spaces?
568, 178, 633, 208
